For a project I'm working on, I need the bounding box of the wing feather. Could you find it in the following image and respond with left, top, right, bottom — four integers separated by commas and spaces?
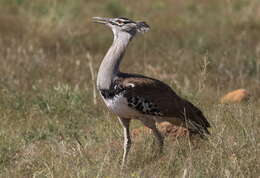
116, 73, 210, 134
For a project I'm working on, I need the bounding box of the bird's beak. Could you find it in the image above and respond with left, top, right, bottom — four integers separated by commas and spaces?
92, 17, 111, 24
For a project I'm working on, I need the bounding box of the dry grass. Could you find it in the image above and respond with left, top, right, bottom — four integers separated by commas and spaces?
0, 0, 259, 177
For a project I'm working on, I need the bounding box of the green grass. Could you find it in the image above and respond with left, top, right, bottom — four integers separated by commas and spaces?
0, 0, 259, 177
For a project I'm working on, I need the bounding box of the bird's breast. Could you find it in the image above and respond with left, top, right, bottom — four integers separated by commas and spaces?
101, 92, 140, 118
99, 88, 164, 118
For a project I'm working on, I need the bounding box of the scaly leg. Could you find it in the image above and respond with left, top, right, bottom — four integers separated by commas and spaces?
118, 117, 131, 168
140, 118, 164, 152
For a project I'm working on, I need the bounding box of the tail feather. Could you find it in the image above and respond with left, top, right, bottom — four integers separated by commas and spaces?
182, 100, 211, 136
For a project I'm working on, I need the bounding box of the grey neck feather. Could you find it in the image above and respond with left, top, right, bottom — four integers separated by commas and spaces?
97, 31, 132, 90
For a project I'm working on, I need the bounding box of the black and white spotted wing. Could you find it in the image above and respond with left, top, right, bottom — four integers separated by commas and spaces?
126, 96, 163, 116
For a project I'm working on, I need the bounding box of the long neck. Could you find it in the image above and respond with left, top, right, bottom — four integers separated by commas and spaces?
97, 32, 132, 90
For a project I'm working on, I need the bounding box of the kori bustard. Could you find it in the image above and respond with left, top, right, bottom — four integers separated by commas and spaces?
93, 17, 210, 167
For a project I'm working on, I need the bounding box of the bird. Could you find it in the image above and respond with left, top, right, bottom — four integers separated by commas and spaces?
92, 16, 210, 167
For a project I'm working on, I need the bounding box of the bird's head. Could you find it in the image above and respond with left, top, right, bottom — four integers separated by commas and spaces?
92, 17, 150, 37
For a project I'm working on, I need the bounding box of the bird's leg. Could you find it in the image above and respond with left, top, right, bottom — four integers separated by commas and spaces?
140, 118, 164, 152
118, 117, 131, 168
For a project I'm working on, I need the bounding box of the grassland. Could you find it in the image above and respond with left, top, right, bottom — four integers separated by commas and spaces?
0, 0, 259, 177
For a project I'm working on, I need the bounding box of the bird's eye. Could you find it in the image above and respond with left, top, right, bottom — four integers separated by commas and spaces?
116, 20, 124, 25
